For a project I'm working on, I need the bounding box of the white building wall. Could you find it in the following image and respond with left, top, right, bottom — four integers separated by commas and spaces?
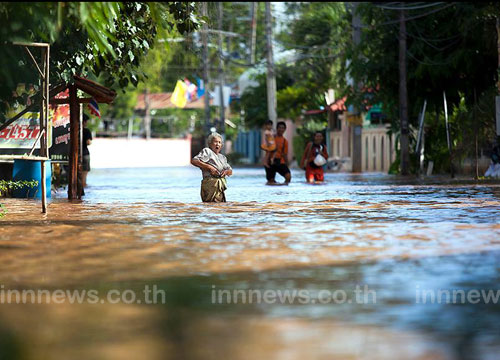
330, 122, 395, 173
90, 138, 191, 168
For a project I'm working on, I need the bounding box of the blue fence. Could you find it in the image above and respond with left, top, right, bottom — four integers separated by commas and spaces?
233, 129, 261, 164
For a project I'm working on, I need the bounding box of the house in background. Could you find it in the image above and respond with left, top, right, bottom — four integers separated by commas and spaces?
232, 118, 297, 165
306, 97, 395, 173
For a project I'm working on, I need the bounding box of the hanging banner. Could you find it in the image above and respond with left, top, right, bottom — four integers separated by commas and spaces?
0, 110, 41, 150
49, 90, 71, 161
0, 92, 71, 161
171, 80, 188, 108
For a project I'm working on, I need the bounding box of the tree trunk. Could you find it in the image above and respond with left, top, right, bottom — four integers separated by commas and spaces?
350, 2, 362, 173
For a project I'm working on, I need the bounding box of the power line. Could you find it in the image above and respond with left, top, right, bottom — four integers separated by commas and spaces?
406, 49, 453, 66
408, 23, 461, 51
355, 3, 456, 29
374, 2, 447, 11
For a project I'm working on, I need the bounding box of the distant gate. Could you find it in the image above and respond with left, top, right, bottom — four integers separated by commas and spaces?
233, 129, 261, 164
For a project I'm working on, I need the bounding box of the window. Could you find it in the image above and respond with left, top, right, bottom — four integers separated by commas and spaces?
330, 112, 341, 131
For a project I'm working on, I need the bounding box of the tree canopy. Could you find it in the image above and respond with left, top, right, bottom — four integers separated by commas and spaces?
0, 2, 201, 122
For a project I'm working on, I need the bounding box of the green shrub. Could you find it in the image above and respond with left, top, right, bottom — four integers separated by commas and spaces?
0, 180, 39, 217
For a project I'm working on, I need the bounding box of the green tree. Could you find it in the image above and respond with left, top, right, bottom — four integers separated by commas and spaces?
344, 2, 500, 173
0, 2, 201, 123
239, 65, 295, 128
276, 2, 350, 119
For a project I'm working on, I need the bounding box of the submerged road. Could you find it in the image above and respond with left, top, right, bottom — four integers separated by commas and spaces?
0, 167, 499, 359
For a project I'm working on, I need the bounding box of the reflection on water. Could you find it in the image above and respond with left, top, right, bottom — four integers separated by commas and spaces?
0, 167, 499, 359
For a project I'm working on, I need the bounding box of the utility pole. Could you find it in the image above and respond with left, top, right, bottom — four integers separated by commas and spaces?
351, 2, 362, 173
496, 17, 500, 137
249, 2, 258, 65
497, 17, 500, 93
265, 2, 277, 125
474, 88, 479, 179
217, 2, 225, 136
201, 2, 210, 134
399, 10, 410, 175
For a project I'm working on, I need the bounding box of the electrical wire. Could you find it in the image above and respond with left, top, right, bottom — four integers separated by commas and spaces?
355, 3, 456, 29
408, 24, 461, 51
373, 2, 447, 11
406, 48, 453, 66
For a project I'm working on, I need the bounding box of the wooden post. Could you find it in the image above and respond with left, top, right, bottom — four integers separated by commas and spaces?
68, 84, 79, 199
77, 104, 83, 199
40, 47, 47, 213
40, 45, 50, 213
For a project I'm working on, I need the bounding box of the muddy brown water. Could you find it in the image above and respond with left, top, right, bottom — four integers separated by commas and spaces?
0, 167, 499, 359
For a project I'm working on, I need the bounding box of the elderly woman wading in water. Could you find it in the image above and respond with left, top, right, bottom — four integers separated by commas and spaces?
191, 132, 233, 202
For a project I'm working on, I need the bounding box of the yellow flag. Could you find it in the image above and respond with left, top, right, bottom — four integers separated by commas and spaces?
171, 80, 188, 108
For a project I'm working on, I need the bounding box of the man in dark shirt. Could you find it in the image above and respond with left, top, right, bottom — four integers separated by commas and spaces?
82, 114, 92, 188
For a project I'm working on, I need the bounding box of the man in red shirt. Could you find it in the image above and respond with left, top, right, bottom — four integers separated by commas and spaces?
265, 121, 291, 185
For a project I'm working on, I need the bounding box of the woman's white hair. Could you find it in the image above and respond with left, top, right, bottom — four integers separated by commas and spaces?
207, 132, 223, 147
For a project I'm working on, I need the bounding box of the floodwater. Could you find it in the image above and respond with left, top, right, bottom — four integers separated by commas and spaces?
0, 167, 499, 359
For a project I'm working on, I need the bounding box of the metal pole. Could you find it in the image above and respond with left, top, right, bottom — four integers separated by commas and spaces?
265, 2, 277, 126
415, 100, 427, 155
39, 49, 46, 212
443, 91, 454, 178
128, 117, 133, 139
420, 128, 425, 175
416, 100, 427, 177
